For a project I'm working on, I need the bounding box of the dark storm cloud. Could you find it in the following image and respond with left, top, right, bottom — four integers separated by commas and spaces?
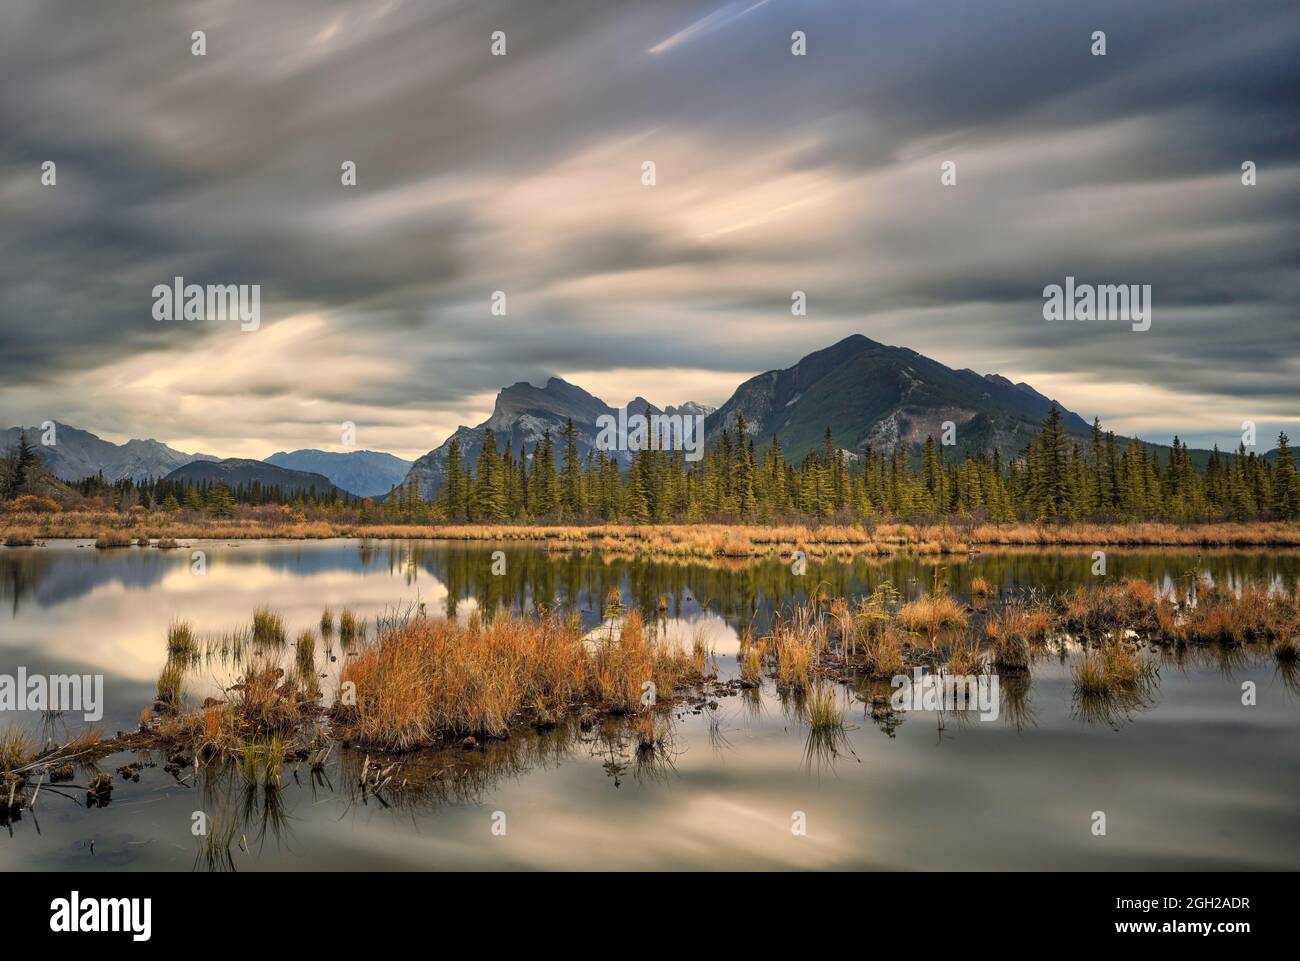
0, 0, 1296, 452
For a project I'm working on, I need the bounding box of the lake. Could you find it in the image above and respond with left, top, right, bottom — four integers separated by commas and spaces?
2, 539, 1298, 870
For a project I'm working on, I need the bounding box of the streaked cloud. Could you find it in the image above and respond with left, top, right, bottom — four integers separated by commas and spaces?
649, 0, 772, 55
1, 0, 1296, 457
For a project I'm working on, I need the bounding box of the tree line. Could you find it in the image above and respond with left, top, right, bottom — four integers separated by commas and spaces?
428, 406, 1299, 524
5, 406, 1298, 524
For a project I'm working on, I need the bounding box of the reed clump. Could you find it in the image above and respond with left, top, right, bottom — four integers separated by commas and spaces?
767, 608, 825, 689
1072, 641, 1157, 695
338, 608, 361, 646
1058, 580, 1298, 648
985, 605, 1052, 669
251, 606, 286, 646
1176, 584, 1293, 644
862, 626, 907, 677
155, 659, 186, 710
896, 593, 968, 636
94, 530, 133, 549
295, 628, 316, 670
944, 637, 985, 676
336, 606, 698, 750
591, 609, 699, 713
0, 727, 32, 777
804, 681, 846, 732
166, 619, 197, 658
1060, 579, 1165, 635
160, 650, 313, 759
739, 643, 764, 687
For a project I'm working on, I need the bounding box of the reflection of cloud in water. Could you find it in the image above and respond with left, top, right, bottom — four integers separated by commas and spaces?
3, 542, 1299, 870
584, 610, 739, 659
1, 545, 446, 689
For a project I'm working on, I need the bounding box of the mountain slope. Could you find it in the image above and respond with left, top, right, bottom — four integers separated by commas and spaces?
404, 379, 714, 500
162, 459, 343, 497
265, 449, 412, 498
1, 422, 217, 483
705, 334, 1092, 463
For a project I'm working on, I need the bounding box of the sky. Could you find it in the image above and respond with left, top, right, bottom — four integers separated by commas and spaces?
1, 0, 1297, 461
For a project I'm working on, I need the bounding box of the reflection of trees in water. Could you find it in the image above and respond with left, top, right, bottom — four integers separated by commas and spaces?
0, 549, 51, 615
3, 541, 1296, 620
364, 542, 1300, 635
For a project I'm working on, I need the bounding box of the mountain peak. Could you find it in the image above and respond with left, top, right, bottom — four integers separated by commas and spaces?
264, 449, 412, 497
705, 333, 1089, 461
2, 422, 212, 483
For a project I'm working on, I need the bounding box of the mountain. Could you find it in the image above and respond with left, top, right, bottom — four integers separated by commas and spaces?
663, 401, 717, 418
1, 422, 217, 483
264, 449, 412, 498
404, 379, 714, 500
704, 334, 1093, 463
162, 458, 344, 497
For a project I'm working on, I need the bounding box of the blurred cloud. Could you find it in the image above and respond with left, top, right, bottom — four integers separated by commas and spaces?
0, 0, 1296, 456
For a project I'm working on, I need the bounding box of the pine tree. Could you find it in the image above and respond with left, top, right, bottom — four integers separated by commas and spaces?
1032, 405, 1069, 521
530, 432, 557, 517
560, 418, 583, 518
473, 428, 508, 521
1272, 432, 1299, 520
2, 433, 39, 498
443, 437, 468, 522
205, 483, 236, 518
182, 485, 205, 512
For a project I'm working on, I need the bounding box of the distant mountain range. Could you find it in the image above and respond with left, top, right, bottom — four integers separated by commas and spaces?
0, 425, 402, 498
5, 334, 1278, 503
265, 449, 412, 498
1, 423, 218, 484
162, 458, 343, 498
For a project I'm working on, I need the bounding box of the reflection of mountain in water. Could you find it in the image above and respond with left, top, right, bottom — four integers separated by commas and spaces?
1, 547, 181, 613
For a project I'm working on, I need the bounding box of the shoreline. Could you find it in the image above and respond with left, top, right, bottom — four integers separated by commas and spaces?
5, 518, 1300, 556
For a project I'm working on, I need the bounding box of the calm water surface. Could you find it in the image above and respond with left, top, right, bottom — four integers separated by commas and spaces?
2, 539, 1298, 870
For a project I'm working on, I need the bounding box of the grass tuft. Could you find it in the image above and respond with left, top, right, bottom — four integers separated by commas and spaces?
166, 619, 197, 658
251, 606, 286, 646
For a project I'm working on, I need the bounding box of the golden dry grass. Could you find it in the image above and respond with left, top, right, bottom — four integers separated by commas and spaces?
862, 626, 907, 677
1057, 579, 1297, 650
739, 642, 765, 686
336, 607, 699, 749
985, 606, 1052, 669
803, 681, 846, 731
155, 658, 186, 710
251, 606, 286, 646
93, 530, 134, 548
5, 510, 1298, 554
0, 727, 33, 775
896, 593, 968, 636
1073, 641, 1157, 694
